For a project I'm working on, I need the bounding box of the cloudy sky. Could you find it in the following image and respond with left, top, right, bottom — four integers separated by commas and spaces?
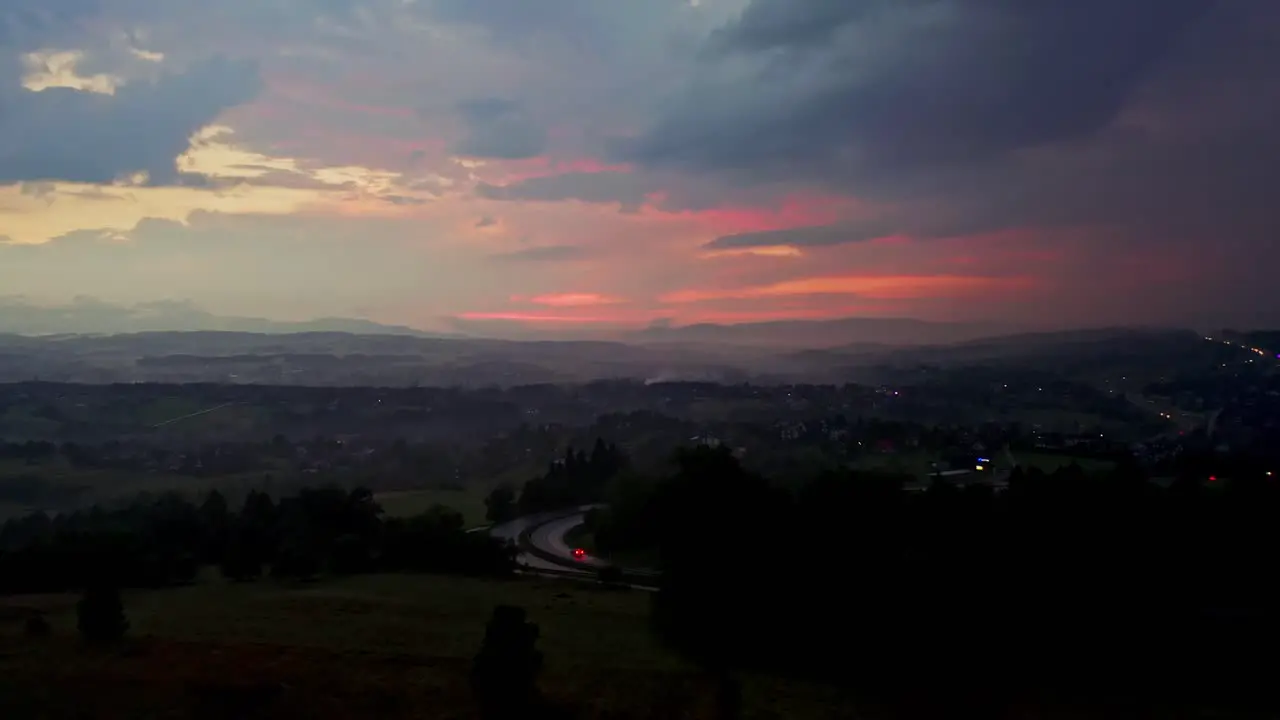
2, 0, 1277, 332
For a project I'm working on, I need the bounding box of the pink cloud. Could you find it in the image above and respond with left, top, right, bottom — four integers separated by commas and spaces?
260, 71, 418, 119
457, 312, 621, 324
661, 274, 1036, 304
673, 193, 856, 236
525, 293, 625, 307
482, 157, 635, 185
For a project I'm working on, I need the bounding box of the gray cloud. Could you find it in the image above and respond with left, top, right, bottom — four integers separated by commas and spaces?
427, 0, 697, 51
618, 0, 1280, 296
705, 223, 887, 250
488, 245, 587, 263
429, 0, 595, 38
625, 0, 1213, 179
0, 56, 261, 184
476, 172, 654, 211
0, 0, 100, 50
704, 0, 896, 54
453, 97, 546, 159
381, 194, 427, 206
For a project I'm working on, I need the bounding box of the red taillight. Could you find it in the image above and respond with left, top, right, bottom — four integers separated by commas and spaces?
573, 548, 585, 558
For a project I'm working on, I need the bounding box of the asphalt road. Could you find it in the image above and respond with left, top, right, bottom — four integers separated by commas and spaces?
488, 506, 602, 574
528, 513, 607, 569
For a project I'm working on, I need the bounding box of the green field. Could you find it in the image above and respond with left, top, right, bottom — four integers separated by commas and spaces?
1015, 452, 1116, 474
0, 573, 849, 718
851, 451, 939, 479
0, 459, 284, 522
0, 455, 493, 527
375, 488, 490, 527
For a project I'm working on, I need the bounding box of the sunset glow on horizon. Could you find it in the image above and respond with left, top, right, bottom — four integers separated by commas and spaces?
2, 0, 1276, 335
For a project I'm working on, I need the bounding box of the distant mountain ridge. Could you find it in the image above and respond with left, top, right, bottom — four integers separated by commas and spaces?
0, 298, 1020, 347
626, 317, 1016, 348
0, 297, 451, 338
0, 297, 1186, 353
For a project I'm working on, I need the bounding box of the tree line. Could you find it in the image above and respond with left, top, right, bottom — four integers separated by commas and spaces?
485, 438, 625, 523
0, 486, 514, 594
591, 446, 1280, 708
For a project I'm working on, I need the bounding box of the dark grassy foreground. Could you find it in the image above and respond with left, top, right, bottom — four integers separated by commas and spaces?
0, 573, 852, 719
2, 573, 1273, 719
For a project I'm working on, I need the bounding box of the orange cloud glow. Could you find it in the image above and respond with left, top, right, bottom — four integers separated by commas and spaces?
525, 293, 624, 307
699, 246, 805, 259
456, 312, 620, 324
661, 274, 1034, 304
677, 194, 857, 236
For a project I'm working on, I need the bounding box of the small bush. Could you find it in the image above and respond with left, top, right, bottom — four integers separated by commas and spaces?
23, 613, 51, 639
77, 585, 129, 645
472, 605, 543, 719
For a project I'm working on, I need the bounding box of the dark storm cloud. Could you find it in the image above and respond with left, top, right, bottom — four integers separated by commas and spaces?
704, 223, 888, 251
625, 0, 1214, 177
0, 57, 262, 184
620, 0, 1280, 279
452, 98, 546, 160
704, 0, 898, 53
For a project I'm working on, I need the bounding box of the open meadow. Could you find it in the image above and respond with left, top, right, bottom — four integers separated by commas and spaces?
0, 573, 854, 719
375, 488, 491, 528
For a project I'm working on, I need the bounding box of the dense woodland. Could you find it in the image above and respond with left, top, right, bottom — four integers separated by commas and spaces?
610, 447, 1280, 708
0, 485, 514, 595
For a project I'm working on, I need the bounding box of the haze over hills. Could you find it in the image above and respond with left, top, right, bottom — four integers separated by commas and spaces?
3, 297, 1020, 348
0, 322, 1210, 388
0, 297, 447, 338
628, 317, 1016, 348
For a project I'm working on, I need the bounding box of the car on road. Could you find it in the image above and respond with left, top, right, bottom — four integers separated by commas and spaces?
572, 548, 586, 560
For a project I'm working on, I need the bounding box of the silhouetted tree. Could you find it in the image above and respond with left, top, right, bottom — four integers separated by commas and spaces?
485, 485, 517, 524
650, 445, 790, 669
77, 584, 128, 645
328, 533, 372, 575
271, 537, 320, 581
220, 527, 263, 582
23, 612, 51, 639
472, 605, 543, 719
198, 489, 231, 563
518, 441, 627, 513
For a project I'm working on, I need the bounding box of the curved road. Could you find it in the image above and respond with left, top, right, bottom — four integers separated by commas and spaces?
488, 505, 604, 574
528, 513, 608, 570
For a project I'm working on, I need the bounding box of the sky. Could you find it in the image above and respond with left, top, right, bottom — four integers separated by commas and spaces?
1, 0, 1278, 334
